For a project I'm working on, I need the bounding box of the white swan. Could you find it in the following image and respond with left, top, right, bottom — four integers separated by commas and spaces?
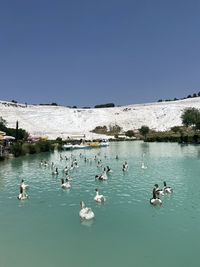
101, 171, 108, 180
163, 181, 173, 194
150, 190, 162, 206
94, 189, 106, 203
96, 168, 108, 180
141, 162, 147, 169
79, 201, 95, 220
18, 184, 28, 200
61, 178, 71, 189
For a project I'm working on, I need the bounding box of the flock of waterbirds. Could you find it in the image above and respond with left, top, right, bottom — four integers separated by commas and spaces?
17, 151, 173, 221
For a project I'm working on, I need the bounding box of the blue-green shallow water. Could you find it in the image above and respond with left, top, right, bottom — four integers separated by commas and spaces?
0, 141, 200, 267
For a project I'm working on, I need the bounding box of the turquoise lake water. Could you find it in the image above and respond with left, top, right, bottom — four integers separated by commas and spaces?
0, 141, 200, 267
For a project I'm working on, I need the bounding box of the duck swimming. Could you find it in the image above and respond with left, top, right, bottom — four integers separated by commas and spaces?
122, 161, 128, 171
106, 166, 112, 173
163, 181, 173, 194
99, 168, 108, 180
79, 201, 95, 220
61, 178, 71, 189
52, 167, 59, 175
150, 189, 162, 206
141, 162, 147, 169
21, 179, 29, 191
18, 183, 28, 200
94, 189, 106, 203
154, 184, 164, 197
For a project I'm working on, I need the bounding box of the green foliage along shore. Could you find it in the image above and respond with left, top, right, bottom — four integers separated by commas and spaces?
10, 141, 55, 157
181, 108, 200, 129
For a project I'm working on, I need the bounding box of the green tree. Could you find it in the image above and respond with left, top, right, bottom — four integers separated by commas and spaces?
139, 126, 150, 140
16, 120, 19, 141
125, 130, 135, 138
195, 118, 200, 130
181, 108, 200, 127
0, 117, 7, 131
10, 143, 26, 157
109, 124, 122, 135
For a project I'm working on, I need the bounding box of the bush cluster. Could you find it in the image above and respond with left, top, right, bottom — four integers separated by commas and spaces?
10, 141, 54, 157
0, 117, 28, 141
94, 103, 115, 108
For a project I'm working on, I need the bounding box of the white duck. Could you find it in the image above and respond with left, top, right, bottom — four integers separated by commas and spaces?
154, 184, 164, 196
18, 185, 28, 200
141, 162, 147, 169
94, 189, 106, 203
61, 178, 71, 189
79, 201, 95, 220
96, 169, 108, 180
101, 170, 108, 180
163, 181, 173, 194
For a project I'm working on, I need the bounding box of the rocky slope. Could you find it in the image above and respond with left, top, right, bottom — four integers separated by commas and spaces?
1, 98, 200, 139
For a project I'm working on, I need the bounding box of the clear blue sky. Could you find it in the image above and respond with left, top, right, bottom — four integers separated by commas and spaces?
0, 0, 200, 107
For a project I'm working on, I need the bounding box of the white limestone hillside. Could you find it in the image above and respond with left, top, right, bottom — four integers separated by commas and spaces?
1, 98, 200, 139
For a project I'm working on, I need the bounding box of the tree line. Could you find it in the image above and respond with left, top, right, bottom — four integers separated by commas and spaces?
158, 91, 200, 102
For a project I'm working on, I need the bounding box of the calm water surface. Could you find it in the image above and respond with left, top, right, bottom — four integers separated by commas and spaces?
0, 141, 200, 267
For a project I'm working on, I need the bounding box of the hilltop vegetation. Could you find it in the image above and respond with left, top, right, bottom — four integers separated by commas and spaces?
158, 91, 200, 102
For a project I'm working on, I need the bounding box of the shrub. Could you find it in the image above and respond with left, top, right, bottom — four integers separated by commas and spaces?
181, 108, 200, 128
0, 156, 6, 161
94, 103, 115, 108
35, 140, 54, 153
109, 124, 122, 135
56, 137, 63, 144
27, 144, 37, 154
57, 143, 64, 151
139, 126, 150, 139
91, 126, 108, 134
10, 143, 26, 157
171, 126, 183, 133
125, 130, 135, 137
